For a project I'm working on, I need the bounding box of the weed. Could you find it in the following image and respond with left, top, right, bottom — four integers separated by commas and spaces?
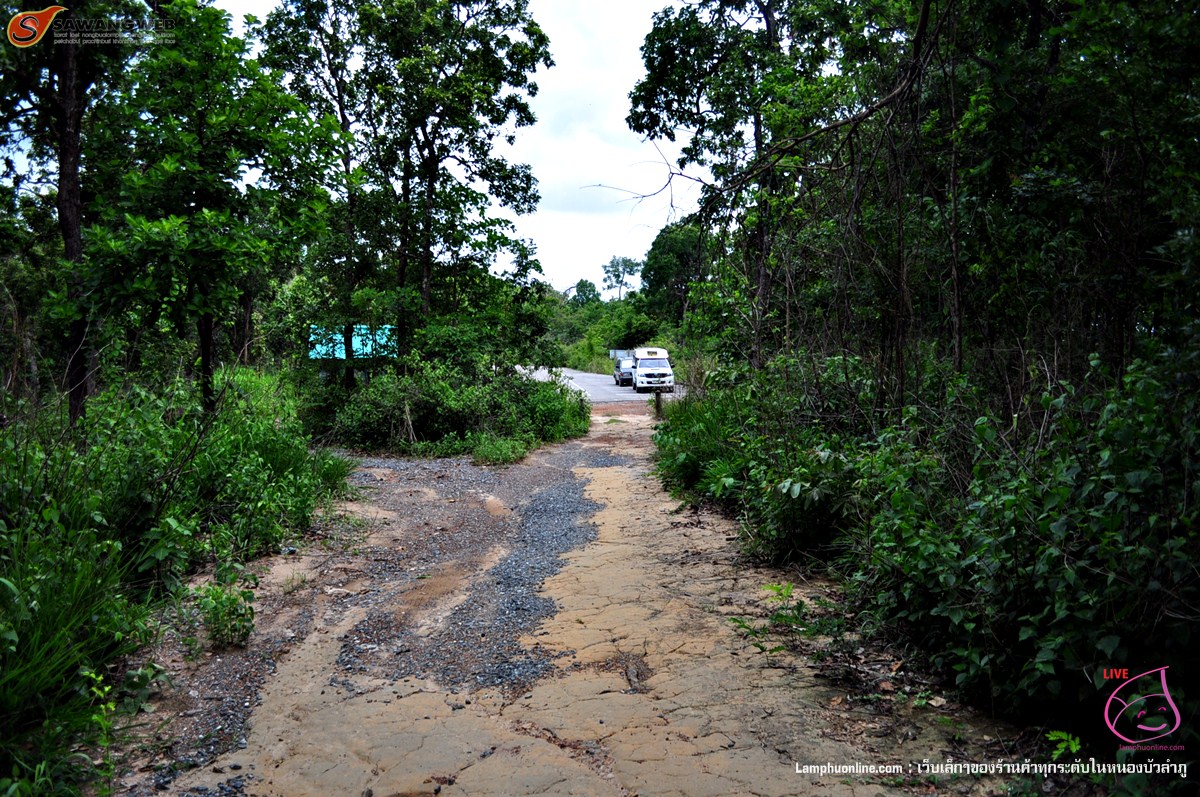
191, 580, 255, 648
470, 433, 529, 465
729, 582, 810, 654
281, 572, 309, 595
116, 664, 171, 716
1045, 730, 1081, 761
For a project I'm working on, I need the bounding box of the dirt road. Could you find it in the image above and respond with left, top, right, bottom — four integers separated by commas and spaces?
117, 404, 1008, 797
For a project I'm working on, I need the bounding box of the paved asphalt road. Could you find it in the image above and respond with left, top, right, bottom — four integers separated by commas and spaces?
531, 367, 677, 404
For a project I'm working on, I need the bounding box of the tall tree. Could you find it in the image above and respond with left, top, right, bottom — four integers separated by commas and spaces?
87, 0, 335, 412
0, 0, 142, 419
264, 0, 553, 365
602, 256, 641, 301
641, 222, 706, 322
568, 278, 600, 308
360, 0, 552, 321
628, 0, 795, 364
264, 0, 371, 389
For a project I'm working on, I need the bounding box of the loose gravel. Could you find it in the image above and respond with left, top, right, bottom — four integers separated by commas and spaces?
334, 446, 618, 693
118, 440, 628, 795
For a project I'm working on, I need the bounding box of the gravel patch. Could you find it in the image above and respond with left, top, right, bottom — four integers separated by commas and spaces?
334, 445, 618, 693
113, 439, 627, 795
382, 475, 601, 689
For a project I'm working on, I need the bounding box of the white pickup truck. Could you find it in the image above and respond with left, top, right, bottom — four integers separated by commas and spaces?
631, 347, 675, 393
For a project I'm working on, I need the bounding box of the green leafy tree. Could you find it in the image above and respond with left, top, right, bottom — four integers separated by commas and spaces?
0, 0, 143, 419
0, 188, 61, 400
568, 279, 601, 308
264, 0, 375, 388
87, 0, 336, 411
263, 0, 553, 370
641, 222, 706, 322
638, 0, 1200, 735
601, 256, 641, 301
360, 0, 553, 318
628, 0, 794, 363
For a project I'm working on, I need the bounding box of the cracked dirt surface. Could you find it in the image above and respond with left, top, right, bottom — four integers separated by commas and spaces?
114, 403, 1016, 797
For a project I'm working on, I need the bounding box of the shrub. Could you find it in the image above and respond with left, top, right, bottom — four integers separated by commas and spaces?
653, 360, 865, 560
328, 361, 589, 461
192, 580, 255, 648
845, 352, 1199, 722
178, 369, 351, 561
470, 433, 530, 465
656, 344, 1199, 739
0, 505, 151, 793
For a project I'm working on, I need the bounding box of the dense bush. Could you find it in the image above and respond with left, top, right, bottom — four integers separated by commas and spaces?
315, 361, 590, 461
654, 356, 871, 558
848, 348, 1199, 716
654, 346, 1199, 734
0, 370, 350, 793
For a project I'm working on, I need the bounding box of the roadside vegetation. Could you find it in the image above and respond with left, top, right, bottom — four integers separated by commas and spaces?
632, 0, 1198, 791
0, 370, 351, 793
3, 0, 1195, 793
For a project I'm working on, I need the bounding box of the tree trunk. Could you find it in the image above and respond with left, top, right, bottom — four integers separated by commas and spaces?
342, 322, 357, 391
53, 39, 90, 424
419, 144, 437, 315
198, 311, 216, 414
232, 291, 254, 365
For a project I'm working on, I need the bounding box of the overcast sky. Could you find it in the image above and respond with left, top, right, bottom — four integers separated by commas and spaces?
215, 0, 701, 297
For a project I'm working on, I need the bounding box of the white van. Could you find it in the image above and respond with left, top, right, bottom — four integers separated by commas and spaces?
631, 347, 675, 393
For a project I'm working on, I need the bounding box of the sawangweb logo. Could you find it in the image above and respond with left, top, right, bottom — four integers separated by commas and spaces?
5, 6, 175, 47
6, 5, 66, 47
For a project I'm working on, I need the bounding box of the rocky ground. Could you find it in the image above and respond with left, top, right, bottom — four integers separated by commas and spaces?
105, 403, 1076, 797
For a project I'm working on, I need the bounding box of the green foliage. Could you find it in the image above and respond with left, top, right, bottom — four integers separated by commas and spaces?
1046, 731, 1082, 762
469, 433, 531, 466
654, 356, 868, 559
191, 577, 256, 648
324, 362, 588, 461
568, 279, 601, 308
84, 0, 337, 412
0, 514, 146, 794
729, 583, 808, 655
638, 0, 1200, 750
657, 345, 1200, 729
601, 256, 641, 300
641, 222, 707, 322
844, 347, 1199, 719
553, 292, 664, 372
178, 369, 352, 561
0, 370, 348, 792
